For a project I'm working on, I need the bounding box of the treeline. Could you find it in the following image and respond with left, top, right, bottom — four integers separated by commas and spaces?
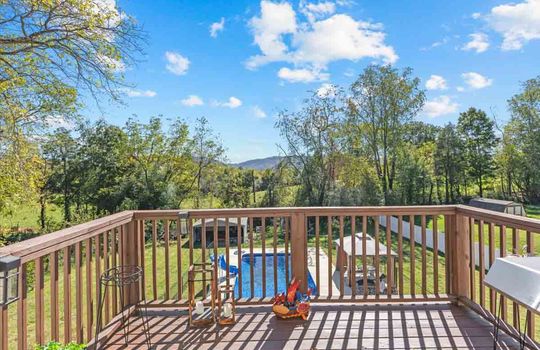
2, 66, 540, 234
36, 116, 255, 229
275, 66, 540, 207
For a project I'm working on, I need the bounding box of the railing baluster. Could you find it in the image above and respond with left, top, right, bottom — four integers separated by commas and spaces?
224, 218, 230, 290
212, 218, 219, 299
261, 216, 266, 298
526, 230, 535, 338
362, 216, 368, 298
35, 257, 44, 345
85, 238, 93, 341
421, 215, 427, 295
327, 215, 332, 298
273, 218, 278, 297
284, 217, 290, 289
75, 242, 83, 343
409, 215, 415, 296
386, 215, 393, 298
433, 215, 439, 295
17, 264, 27, 350
478, 220, 485, 308
468, 217, 475, 302
351, 215, 356, 298
444, 215, 451, 294
338, 216, 344, 296
374, 216, 380, 298
111, 230, 118, 315
237, 217, 242, 299
177, 218, 183, 299
249, 217, 255, 298
63, 246, 71, 343
398, 215, 404, 296
51, 251, 59, 341
512, 227, 519, 329
139, 221, 145, 303
94, 235, 101, 338
314, 216, 320, 298
500, 225, 507, 321
201, 218, 207, 299
103, 232, 110, 324
151, 220, 158, 300
488, 222, 495, 314
0, 303, 7, 350
164, 219, 170, 300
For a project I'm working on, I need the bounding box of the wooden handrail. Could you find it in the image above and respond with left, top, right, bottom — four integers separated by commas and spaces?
456, 205, 540, 232
0, 211, 134, 263
134, 205, 457, 219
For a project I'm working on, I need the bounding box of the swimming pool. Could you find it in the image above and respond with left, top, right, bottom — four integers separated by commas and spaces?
233, 253, 318, 298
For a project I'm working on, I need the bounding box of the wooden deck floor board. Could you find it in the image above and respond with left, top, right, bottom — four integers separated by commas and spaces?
100, 303, 521, 349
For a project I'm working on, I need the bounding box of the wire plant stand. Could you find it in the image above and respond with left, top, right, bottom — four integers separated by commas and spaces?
94, 265, 152, 349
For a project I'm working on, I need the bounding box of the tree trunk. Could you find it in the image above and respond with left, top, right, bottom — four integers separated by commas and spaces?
39, 194, 46, 230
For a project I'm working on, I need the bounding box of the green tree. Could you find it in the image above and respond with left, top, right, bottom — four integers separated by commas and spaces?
124, 117, 193, 209
190, 117, 226, 208
0, 0, 143, 215
457, 108, 497, 197
347, 65, 425, 204
504, 77, 540, 202
42, 128, 80, 223
78, 121, 129, 215
276, 88, 345, 206
434, 123, 465, 203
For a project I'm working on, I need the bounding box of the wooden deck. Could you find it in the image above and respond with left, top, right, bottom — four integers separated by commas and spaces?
100, 303, 521, 350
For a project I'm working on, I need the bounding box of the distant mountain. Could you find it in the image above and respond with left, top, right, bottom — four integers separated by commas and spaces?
231, 156, 283, 170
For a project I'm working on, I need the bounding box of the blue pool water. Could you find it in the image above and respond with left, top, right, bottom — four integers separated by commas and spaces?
233, 253, 318, 298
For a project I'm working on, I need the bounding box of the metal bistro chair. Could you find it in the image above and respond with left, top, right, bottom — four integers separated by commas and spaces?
94, 265, 151, 349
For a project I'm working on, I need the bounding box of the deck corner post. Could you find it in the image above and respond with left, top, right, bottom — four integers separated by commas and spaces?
122, 219, 141, 306
450, 213, 471, 302
290, 211, 308, 293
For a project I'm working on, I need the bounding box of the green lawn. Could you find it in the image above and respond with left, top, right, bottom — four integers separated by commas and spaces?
0, 203, 63, 229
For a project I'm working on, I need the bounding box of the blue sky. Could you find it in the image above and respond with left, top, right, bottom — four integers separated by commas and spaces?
84, 0, 540, 162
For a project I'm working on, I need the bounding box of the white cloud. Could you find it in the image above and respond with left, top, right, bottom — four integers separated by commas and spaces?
215, 96, 243, 108
292, 14, 398, 66
181, 95, 204, 107
300, 1, 336, 21
462, 33, 490, 53
210, 17, 225, 38
121, 88, 157, 98
247, 1, 397, 82
486, 0, 540, 50
252, 105, 267, 119
456, 86, 465, 92
423, 96, 459, 117
461, 72, 493, 89
278, 67, 329, 83
316, 83, 337, 97
425, 75, 447, 90
420, 37, 450, 51
165, 51, 190, 75
472, 12, 482, 19
247, 1, 297, 68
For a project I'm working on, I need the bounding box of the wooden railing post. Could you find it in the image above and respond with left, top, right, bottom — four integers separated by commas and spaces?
290, 212, 308, 293
122, 220, 141, 305
449, 213, 471, 301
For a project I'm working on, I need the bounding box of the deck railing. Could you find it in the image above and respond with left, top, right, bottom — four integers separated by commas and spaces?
0, 205, 539, 349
